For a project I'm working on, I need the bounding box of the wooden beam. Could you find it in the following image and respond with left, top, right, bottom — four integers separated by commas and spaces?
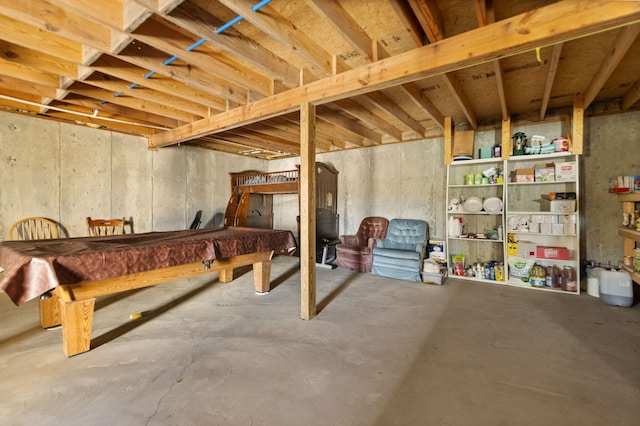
164, 1, 299, 88
90, 55, 226, 111
307, 0, 374, 61
83, 71, 207, 118
443, 116, 452, 164
441, 73, 478, 129
622, 79, 640, 110
501, 115, 512, 159
300, 102, 316, 320
398, 83, 445, 129
583, 23, 640, 108
572, 95, 584, 155
540, 43, 563, 121
0, 0, 121, 53
408, 0, 444, 43
117, 40, 248, 105
131, 16, 273, 97
217, 0, 336, 78
148, 0, 640, 147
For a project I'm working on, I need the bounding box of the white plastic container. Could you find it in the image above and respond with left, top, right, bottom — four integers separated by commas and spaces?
599, 270, 633, 307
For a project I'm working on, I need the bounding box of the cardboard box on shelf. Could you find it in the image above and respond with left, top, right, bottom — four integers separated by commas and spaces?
517, 241, 537, 258
453, 130, 475, 157
539, 200, 576, 213
564, 223, 576, 234
514, 168, 534, 183
534, 163, 555, 182
551, 223, 564, 234
555, 162, 577, 181
536, 246, 570, 260
540, 223, 552, 234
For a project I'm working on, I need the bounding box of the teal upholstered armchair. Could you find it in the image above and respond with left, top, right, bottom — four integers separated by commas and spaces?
371, 219, 429, 282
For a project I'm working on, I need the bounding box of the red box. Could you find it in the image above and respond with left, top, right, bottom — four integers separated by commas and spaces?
536, 246, 570, 260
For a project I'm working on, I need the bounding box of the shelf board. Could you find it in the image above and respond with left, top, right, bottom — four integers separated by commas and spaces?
448, 183, 503, 188
448, 275, 507, 285
507, 180, 576, 185
448, 237, 503, 242
618, 226, 640, 241
507, 255, 578, 263
448, 211, 503, 215
508, 211, 577, 215
506, 280, 580, 294
508, 231, 577, 237
617, 193, 640, 202
620, 264, 640, 284
508, 152, 576, 161
450, 158, 503, 166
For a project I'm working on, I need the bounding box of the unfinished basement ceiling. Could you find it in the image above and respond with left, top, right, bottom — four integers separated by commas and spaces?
0, 0, 639, 159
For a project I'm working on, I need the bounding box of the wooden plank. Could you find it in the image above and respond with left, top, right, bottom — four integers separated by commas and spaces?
165, 1, 299, 88
583, 24, 640, 108
0, 0, 117, 52
441, 73, 477, 129
308, 0, 374, 61
397, 83, 445, 129
132, 16, 273, 97
90, 55, 226, 111
83, 71, 208, 118
501, 116, 512, 159
0, 14, 83, 63
218, 0, 334, 77
300, 103, 316, 320
65, 81, 192, 124
149, 0, 640, 147
408, 0, 445, 43
0, 59, 60, 87
443, 116, 452, 164
540, 43, 563, 121
366, 90, 426, 136
622, 79, 640, 110
117, 41, 248, 105
572, 95, 584, 155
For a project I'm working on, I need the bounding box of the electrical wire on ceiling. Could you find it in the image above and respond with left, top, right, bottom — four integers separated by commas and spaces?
0, 94, 170, 131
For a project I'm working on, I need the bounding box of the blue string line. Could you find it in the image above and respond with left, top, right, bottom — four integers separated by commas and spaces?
116, 0, 273, 104
163, 55, 179, 65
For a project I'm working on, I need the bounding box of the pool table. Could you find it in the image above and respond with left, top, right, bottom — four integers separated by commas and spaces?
0, 227, 297, 356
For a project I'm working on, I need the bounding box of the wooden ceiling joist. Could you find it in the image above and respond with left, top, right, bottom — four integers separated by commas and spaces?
149, 0, 640, 148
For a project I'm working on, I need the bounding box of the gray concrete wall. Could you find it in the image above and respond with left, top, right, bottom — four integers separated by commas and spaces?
1, 109, 638, 266
0, 111, 263, 239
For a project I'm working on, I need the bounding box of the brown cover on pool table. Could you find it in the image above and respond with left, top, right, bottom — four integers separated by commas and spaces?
0, 227, 297, 306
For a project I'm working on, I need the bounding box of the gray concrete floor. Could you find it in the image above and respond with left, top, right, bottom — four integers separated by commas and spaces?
0, 255, 639, 426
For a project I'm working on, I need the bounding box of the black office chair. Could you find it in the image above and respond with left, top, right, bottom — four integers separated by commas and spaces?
189, 210, 203, 229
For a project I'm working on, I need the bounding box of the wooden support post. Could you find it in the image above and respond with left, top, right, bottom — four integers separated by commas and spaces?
443, 116, 452, 164
60, 298, 95, 357
39, 291, 62, 328
501, 115, 512, 159
572, 95, 584, 154
300, 102, 317, 320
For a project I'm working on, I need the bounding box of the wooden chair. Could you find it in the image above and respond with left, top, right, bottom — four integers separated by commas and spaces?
86, 217, 126, 236
9, 217, 60, 240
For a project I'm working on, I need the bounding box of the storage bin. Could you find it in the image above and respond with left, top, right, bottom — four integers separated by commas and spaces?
599, 270, 633, 307
422, 271, 446, 285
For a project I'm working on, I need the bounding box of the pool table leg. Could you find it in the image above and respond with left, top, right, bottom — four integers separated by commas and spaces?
59, 297, 96, 357
39, 291, 62, 328
253, 259, 272, 293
